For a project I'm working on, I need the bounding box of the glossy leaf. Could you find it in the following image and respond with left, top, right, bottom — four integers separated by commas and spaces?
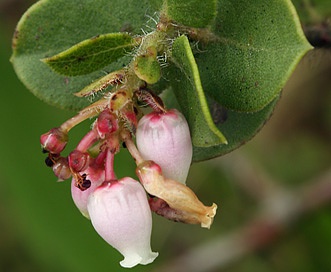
163, 0, 217, 28
170, 35, 227, 147
11, 0, 162, 110
43, 33, 137, 76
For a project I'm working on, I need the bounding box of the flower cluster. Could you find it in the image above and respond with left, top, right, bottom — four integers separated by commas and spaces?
41, 88, 217, 267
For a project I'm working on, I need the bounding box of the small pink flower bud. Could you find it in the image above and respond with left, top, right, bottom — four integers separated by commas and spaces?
68, 150, 90, 173
87, 177, 158, 268
40, 128, 68, 154
71, 166, 104, 218
94, 109, 118, 138
136, 109, 192, 184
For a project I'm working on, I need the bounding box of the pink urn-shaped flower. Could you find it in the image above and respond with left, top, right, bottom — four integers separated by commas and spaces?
87, 177, 158, 268
136, 109, 192, 184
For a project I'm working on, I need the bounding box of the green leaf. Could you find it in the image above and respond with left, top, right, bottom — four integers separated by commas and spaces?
192, 97, 278, 162
42, 33, 137, 76
292, 0, 331, 25
163, 0, 217, 28
162, 84, 278, 162
170, 35, 227, 147
11, 0, 162, 110
196, 0, 312, 112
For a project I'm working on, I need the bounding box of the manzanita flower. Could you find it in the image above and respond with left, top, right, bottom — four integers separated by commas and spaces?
87, 177, 158, 268
136, 109, 192, 184
39, 80, 218, 268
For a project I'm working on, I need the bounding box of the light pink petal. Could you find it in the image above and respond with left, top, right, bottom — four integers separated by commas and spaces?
87, 177, 158, 267
136, 109, 192, 184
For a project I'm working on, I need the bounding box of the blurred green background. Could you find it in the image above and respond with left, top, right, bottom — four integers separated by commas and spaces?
1, 1, 331, 271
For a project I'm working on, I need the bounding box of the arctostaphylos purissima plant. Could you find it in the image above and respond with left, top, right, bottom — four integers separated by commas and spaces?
11, 0, 312, 268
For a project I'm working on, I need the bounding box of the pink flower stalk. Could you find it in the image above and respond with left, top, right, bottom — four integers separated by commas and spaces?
136, 109, 192, 184
87, 177, 158, 268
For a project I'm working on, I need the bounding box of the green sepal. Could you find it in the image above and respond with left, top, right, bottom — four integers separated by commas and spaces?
133, 46, 161, 84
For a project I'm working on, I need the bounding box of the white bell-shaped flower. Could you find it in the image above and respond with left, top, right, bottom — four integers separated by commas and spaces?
136, 109, 192, 184
87, 177, 158, 268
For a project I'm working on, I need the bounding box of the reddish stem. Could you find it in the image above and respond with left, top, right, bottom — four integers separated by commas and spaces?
105, 148, 116, 181
76, 130, 98, 152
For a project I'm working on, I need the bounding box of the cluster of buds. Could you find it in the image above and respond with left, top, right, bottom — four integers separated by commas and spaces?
40, 87, 217, 268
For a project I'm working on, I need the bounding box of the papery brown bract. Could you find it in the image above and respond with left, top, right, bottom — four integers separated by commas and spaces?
137, 160, 217, 228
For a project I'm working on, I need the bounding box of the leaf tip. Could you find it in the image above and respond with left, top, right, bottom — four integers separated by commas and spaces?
40, 57, 50, 64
